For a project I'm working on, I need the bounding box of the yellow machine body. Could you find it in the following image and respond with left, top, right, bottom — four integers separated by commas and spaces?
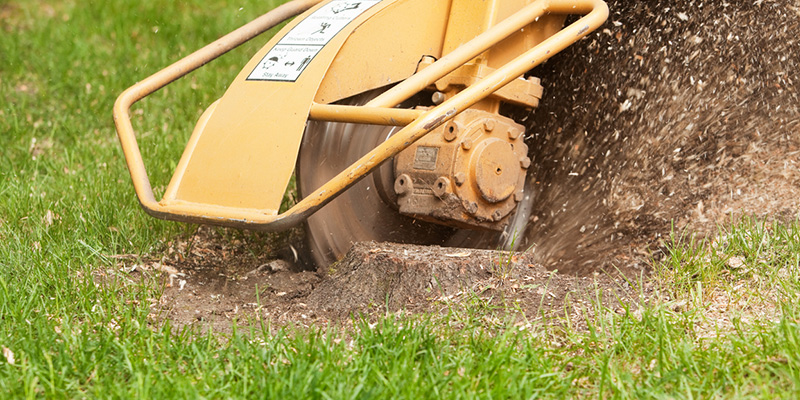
113, 0, 609, 231
166, 0, 449, 215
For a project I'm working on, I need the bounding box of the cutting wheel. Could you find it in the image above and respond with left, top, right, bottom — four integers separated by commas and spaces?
297, 89, 533, 268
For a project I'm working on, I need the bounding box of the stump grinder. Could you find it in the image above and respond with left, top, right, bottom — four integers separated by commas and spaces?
113, 0, 608, 267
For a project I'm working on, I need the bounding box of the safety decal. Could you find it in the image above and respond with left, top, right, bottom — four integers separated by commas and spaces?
248, 0, 381, 82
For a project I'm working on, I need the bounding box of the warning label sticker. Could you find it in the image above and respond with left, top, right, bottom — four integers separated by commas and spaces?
248, 0, 381, 82
247, 45, 321, 82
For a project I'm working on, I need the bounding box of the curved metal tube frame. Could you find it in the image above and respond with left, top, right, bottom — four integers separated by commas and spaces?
113, 0, 608, 231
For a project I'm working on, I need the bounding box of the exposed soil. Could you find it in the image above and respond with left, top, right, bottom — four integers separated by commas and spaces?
124, 0, 798, 331
140, 227, 649, 331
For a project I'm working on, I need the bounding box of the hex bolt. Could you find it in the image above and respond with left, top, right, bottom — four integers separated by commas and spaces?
508, 128, 521, 140
431, 91, 446, 105
520, 157, 531, 169
483, 119, 496, 132
461, 137, 473, 150
443, 121, 459, 142
465, 201, 479, 215
514, 191, 525, 202
421, 55, 436, 65
492, 210, 504, 221
394, 174, 412, 196
454, 172, 466, 186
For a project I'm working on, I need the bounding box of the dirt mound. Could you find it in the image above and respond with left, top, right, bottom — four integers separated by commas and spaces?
307, 242, 648, 322
146, 230, 645, 331
137, 0, 799, 330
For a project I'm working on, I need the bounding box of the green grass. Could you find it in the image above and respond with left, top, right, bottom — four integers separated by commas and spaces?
2, 0, 800, 397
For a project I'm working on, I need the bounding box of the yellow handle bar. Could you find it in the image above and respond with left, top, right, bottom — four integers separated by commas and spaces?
113, 0, 608, 231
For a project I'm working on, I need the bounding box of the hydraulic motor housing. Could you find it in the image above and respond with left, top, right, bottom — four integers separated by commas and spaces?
394, 109, 529, 231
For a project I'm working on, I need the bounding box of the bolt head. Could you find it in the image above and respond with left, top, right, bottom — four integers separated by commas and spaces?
508, 128, 522, 140
463, 201, 478, 215
520, 157, 531, 169
492, 210, 504, 221
431, 91, 446, 105
454, 172, 466, 186
461, 138, 473, 150
483, 119, 496, 132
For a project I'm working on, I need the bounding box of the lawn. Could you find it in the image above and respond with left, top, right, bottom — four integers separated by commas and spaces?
1, 0, 799, 398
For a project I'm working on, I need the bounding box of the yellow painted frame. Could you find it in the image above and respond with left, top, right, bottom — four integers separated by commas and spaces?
113, 0, 608, 231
